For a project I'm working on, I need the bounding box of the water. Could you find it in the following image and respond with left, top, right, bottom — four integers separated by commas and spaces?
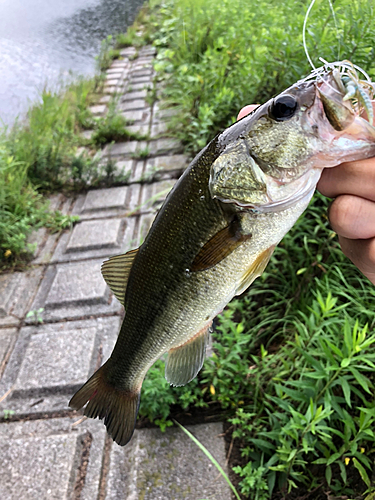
0, 0, 145, 125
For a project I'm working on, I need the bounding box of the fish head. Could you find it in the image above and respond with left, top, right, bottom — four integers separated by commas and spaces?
210, 63, 375, 212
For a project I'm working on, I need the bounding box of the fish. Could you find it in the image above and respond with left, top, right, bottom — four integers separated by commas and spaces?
69, 61, 375, 446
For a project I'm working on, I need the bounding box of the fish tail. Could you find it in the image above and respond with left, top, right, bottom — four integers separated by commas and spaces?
69, 361, 141, 446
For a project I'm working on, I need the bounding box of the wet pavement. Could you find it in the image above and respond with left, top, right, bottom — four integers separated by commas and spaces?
0, 45, 231, 500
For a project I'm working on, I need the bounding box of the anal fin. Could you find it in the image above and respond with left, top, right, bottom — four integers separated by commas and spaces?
165, 323, 211, 387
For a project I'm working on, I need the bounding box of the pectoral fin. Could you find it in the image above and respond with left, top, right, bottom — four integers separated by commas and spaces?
235, 245, 275, 296
165, 323, 212, 386
101, 249, 138, 305
191, 218, 252, 272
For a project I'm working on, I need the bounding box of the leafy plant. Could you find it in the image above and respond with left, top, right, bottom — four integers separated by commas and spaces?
26, 308, 45, 324
2, 409, 15, 420
96, 35, 122, 72
151, 0, 375, 154
90, 102, 146, 146
133, 147, 150, 159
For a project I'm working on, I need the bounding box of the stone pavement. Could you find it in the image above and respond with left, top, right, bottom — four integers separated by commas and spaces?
0, 46, 231, 499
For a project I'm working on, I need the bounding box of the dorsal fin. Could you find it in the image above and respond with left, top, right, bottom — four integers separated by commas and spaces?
165, 323, 212, 387
101, 248, 139, 305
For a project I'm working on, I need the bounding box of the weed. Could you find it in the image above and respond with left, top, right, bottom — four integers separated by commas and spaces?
6, 79, 101, 190
129, 51, 139, 61
146, 84, 158, 107
116, 28, 140, 48
96, 36, 122, 72
26, 308, 45, 324
0, 132, 79, 266
99, 158, 131, 187
2, 409, 15, 419
133, 147, 150, 159
90, 105, 146, 146
175, 420, 242, 500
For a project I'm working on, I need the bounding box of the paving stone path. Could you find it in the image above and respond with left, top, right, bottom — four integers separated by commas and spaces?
0, 46, 231, 500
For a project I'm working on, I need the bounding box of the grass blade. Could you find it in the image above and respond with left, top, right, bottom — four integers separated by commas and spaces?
174, 420, 241, 500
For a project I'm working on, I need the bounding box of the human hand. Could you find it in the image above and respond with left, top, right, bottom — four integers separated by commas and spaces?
318, 156, 375, 285
317, 101, 375, 285
237, 102, 375, 285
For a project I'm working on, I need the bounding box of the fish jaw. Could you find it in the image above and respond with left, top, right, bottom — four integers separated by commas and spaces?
300, 74, 375, 169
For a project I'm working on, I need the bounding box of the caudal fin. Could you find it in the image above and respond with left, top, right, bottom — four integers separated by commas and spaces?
69, 362, 141, 446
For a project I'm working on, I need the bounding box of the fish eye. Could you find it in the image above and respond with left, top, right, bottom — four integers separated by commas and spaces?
269, 95, 298, 121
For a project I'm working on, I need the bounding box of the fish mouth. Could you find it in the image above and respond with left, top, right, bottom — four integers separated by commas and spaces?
317, 76, 356, 131
308, 62, 374, 132
300, 62, 375, 169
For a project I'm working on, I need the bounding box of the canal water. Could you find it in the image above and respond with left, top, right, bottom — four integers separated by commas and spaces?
0, 0, 145, 125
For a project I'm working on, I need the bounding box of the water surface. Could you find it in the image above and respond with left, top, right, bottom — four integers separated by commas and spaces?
0, 0, 144, 124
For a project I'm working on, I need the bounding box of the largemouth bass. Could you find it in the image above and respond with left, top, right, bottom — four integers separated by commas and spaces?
70, 62, 375, 446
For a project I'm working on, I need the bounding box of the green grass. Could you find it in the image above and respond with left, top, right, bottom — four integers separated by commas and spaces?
150, 0, 375, 154
6, 79, 100, 191
0, 139, 78, 266
96, 35, 123, 72
90, 109, 146, 146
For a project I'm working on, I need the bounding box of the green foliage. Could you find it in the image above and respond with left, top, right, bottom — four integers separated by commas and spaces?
90, 103, 146, 146
2, 409, 15, 419
0, 135, 78, 265
0, 72, 140, 265
7, 79, 99, 190
151, 0, 375, 153
114, 4, 157, 50
133, 147, 150, 159
115, 27, 144, 49
140, 192, 375, 497
140, 358, 206, 431
96, 35, 122, 72
26, 308, 44, 324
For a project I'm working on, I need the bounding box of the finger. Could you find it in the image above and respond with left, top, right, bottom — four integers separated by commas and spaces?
318, 157, 375, 202
317, 101, 375, 199
237, 104, 259, 121
338, 235, 375, 284
328, 195, 375, 239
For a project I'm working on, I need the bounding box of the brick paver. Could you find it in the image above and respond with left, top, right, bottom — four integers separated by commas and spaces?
0, 44, 231, 499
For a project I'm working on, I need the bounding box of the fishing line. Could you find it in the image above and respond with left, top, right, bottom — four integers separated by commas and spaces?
327, 0, 340, 61
303, 0, 341, 71
302, 0, 317, 70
